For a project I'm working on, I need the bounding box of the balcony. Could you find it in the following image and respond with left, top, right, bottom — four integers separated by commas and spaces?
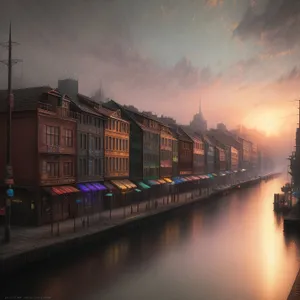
39, 144, 76, 155
38, 102, 78, 120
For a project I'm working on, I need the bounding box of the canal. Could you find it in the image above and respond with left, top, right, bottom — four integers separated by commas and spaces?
2, 177, 300, 300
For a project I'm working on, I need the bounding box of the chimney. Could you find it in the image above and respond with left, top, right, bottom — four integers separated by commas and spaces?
58, 78, 79, 100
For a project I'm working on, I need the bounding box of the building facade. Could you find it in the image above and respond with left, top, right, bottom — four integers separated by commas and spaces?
203, 135, 215, 174
171, 126, 193, 176
104, 100, 161, 184
0, 87, 79, 225
181, 127, 205, 175
230, 146, 239, 171
160, 124, 175, 179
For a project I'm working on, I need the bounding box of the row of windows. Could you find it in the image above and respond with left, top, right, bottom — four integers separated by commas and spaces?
143, 119, 159, 130
195, 142, 204, 150
44, 126, 74, 147
105, 157, 129, 173
80, 133, 102, 151
106, 118, 129, 133
181, 150, 192, 157
78, 158, 102, 176
78, 114, 103, 128
161, 137, 172, 147
105, 136, 129, 152
182, 142, 192, 150
44, 161, 74, 177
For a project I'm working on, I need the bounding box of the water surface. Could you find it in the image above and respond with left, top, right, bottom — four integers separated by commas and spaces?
2, 178, 300, 300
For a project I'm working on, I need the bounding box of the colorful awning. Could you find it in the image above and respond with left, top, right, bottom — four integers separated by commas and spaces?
147, 180, 161, 186
111, 180, 128, 190
172, 177, 183, 184
50, 186, 79, 195
104, 182, 116, 191
158, 179, 167, 184
212, 173, 218, 177
77, 184, 90, 192
122, 179, 137, 189
85, 183, 98, 191
164, 178, 173, 183
92, 183, 107, 190
138, 182, 151, 189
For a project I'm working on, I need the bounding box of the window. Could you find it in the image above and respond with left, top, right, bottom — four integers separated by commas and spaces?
109, 157, 112, 172
94, 158, 98, 175
105, 136, 109, 150
63, 162, 73, 177
89, 136, 94, 151
64, 129, 73, 147
112, 138, 115, 150
46, 161, 59, 177
83, 159, 87, 175
80, 134, 87, 149
116, 138, 119, 151
46, 126, 60, 146
89, 159, 94, 176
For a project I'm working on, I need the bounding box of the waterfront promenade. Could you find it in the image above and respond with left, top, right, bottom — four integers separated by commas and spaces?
0, 173, 278, 275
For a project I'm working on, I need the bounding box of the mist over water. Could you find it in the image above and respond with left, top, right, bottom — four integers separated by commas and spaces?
2, 177, 300, 300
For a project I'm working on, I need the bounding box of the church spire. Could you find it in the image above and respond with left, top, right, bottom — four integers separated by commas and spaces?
199, 97, 202, 114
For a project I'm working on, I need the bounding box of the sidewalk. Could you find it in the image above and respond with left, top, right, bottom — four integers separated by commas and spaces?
0, 189, 200, 259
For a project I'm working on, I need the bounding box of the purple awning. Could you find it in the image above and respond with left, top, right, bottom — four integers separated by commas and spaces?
85, 183, 98, 191
92, 183, 107, 191
77, 184, 90, 192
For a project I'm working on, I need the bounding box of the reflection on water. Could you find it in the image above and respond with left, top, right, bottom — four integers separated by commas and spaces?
2, 177, 300, 300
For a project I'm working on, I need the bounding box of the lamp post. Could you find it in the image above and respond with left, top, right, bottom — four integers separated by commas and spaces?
4, 24, 14, 243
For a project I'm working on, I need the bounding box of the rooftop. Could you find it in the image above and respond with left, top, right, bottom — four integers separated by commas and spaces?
0, 86, 57, 112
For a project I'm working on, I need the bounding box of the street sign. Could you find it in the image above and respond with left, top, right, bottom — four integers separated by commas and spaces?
6, 188, 14, 197
6, 198, 11, 206
0, 207, 5, 215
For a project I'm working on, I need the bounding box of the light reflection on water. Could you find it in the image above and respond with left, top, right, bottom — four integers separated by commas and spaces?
2, 177, 300, 300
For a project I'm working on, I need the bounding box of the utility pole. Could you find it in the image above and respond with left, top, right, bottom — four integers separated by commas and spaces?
0, 23, 22, 243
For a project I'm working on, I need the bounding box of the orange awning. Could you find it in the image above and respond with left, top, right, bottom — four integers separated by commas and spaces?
163, 178, 172, 183
51, 186, 79, 195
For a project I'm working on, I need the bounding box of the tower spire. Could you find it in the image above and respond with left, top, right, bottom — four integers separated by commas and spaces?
199, 97, 202, 114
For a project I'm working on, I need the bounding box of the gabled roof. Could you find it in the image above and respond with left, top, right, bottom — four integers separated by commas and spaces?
66, 93, 104, 118
0, 86, 57, 112
105, 100, 159, 133
208, 129, 242, 149
180, 126, 203, 142
169, 124, 193, 143
202, 134, 217, 147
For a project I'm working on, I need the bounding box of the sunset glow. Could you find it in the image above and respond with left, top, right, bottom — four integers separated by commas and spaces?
243, 110, 284, 137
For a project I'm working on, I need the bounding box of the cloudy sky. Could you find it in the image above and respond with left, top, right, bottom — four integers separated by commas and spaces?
0, 0, 299, 144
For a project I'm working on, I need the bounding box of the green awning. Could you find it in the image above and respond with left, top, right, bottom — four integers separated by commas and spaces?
138, 182, 151, 189
135, 189, 142, 192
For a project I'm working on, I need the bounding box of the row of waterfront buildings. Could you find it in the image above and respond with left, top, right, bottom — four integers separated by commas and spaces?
0, 79, 273, 226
